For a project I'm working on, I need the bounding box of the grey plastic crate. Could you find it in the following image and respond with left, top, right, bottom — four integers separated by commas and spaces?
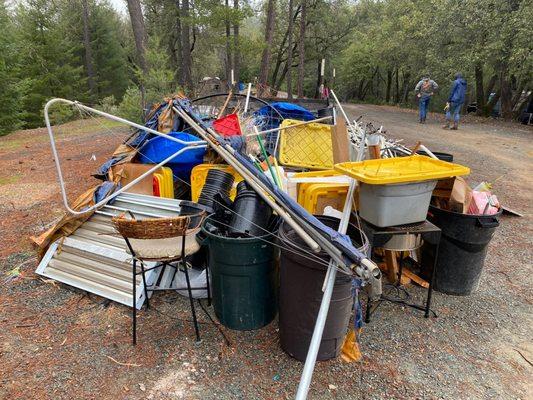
359, 180, 437, 227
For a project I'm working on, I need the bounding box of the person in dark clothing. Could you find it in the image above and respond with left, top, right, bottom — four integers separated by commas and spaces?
414, 77, 438, 123
443, 73, 467, 130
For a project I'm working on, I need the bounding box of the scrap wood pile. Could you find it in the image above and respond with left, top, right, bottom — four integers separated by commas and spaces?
33, 88, 506, 398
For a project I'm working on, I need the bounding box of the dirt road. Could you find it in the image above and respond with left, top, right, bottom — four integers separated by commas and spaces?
0, 105, 531, 399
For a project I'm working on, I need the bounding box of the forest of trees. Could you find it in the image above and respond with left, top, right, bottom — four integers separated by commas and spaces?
0, 0, 531, 135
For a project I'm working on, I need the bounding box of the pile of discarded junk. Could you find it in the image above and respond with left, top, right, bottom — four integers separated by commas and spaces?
33, 89, 503, 398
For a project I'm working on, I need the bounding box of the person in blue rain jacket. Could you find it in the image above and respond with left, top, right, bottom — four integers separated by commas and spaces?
443, 73, 467, 130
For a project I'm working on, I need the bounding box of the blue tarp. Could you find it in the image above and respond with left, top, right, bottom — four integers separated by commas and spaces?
255, 101, 315, 131
175, 99, 366, 267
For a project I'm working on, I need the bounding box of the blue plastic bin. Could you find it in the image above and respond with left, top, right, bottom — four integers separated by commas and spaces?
138, 131, 206, 181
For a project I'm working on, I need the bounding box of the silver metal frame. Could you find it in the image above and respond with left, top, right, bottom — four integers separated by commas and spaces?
44, 98, 207, 215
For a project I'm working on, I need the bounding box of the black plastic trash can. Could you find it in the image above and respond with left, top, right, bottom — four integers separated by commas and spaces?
416, 150, 454, 162
278, 216, 368, 361
424, 205, 501, 295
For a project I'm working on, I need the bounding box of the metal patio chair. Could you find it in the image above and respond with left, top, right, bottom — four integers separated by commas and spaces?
112, 211, 208, 345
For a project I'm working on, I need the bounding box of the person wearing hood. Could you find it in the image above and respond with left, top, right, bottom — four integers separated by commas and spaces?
414, 76, 438, 123
443, 73, 467, 130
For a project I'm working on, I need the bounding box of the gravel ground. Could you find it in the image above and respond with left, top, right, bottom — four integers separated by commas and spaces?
0, 106, 531, 399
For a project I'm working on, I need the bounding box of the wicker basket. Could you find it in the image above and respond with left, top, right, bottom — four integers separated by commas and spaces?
112, 212, 205, 240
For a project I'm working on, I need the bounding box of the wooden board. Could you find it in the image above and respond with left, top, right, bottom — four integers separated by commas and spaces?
331, 118, 350, 163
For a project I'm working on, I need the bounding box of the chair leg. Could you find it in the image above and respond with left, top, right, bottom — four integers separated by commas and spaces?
183, 260, 201, 342
132, 259, 137, 345
140, 261, 150, 309
205, 265, 211, 307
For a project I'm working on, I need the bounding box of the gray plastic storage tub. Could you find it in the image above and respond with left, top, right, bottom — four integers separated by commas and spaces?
359, 180, 437, 227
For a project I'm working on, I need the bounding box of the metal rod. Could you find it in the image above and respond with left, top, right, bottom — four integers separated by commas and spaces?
44, 98, 207, 215
295, 178, 358, 400
248, 116, 333, 137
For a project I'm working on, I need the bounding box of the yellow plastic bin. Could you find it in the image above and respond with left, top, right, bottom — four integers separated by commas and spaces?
298, 183, 348, 214
278, 119, 334, 170
334, 156, 470, 227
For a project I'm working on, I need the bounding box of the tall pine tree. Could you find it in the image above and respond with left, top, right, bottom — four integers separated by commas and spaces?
16, 0, 86, 127
0, 1, 22, 134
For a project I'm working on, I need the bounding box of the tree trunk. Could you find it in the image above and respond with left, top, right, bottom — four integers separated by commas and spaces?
286, 0, 294, 99
173, 0, 182, 85
258, 0, 276, 96
270, 5, 300, 91
357, 78, 365, 100
511, 81, 526, 109
314, 60, 322, 99
232, 0, 240, 88
402, 71, 411, 103
225, 0, 232, 86
385, 68, 392, 103
81, 0, 96, 100
513, 90, 531, 120
180, 0, 193, 92
485, 74, 498, 98
394, 66, 400, 103
474, 63, 485, 115
500, 67, 513, 119
126, 0, 148, 107
296, 0, 306, 98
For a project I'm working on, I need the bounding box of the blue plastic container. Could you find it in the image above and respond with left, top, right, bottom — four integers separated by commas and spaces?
138, 131, 206, 180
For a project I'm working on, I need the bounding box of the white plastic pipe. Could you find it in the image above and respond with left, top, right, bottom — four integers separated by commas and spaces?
418, 144, 438, 159
330, 89, 353, 129
244, 83, 252, 113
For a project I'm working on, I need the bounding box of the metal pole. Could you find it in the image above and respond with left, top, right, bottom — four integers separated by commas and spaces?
295, 178, 358, 400
44, 98, 207, 215
247, 116, 332, 137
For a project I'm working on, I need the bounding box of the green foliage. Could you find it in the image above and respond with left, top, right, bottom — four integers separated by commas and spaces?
0, 0, 530, 134
15, 0, 87, 128
118, 86, 143, 123
0, 1, 22, 135
333, 0, 532, 115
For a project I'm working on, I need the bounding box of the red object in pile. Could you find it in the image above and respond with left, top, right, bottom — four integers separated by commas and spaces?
212, 113, 242, 137
153, 176, 161, 197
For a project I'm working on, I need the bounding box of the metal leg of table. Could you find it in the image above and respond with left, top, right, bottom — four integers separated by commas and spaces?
425, 241, 439, 318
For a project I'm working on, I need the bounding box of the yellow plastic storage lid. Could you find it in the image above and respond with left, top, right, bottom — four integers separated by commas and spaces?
334, 155, 470, 184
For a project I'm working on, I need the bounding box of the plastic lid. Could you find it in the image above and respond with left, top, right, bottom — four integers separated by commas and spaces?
333, 155, 470, 184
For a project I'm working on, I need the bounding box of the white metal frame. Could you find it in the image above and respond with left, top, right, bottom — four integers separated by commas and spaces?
44, 98, 207, 215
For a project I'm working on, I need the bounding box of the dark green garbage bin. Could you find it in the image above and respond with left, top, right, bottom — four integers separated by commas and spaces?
201, 215, 278, 330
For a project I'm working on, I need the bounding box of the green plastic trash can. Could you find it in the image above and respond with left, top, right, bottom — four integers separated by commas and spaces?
201, 215, 278, 330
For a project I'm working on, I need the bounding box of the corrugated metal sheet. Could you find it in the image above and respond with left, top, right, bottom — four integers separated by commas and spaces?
36, 193, 184, 309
